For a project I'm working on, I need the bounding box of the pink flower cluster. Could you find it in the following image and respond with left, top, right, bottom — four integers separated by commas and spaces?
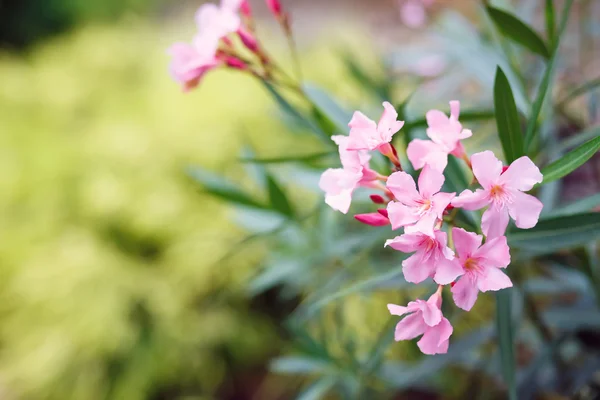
320, 101, 544, 355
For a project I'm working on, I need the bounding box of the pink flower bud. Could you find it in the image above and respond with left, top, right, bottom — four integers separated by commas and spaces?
237, 29, 258, 53
240, 0, 252, 18
265, 0, 282, 17
370, 194, 386, 204
377, 209, 388, 218
355, 212, 390, 226
225, 57, 247, 70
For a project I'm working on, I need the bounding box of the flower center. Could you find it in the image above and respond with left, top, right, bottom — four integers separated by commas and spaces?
416, 199, 432, 216
489, 184, 513, 208
463, 257, 482, 274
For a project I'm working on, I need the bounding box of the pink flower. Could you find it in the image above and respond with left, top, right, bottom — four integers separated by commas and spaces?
386, 165, 455, 235
195, 0, 243, 39
450, 227, 512, 311
355, 212, 390, 226
167, 36, 220, 90
407, 101, 472, 172
346, 102, 405, 152
452, 151, 544, 238
385, 230, 463, 284
398, 0, 427, 28
319, 135, 376, 214
387, 289, 453, 355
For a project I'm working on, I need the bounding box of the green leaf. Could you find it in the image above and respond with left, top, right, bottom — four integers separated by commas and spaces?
266, 173, 295, 218
494, 67, 524, 163
303, 83, 353, 134
558, 75, 600, 106
187, 167, 266, 209
546, 193, 600, 218
270, 356, 332, 375
545, 0, 555, 47
485, 5, 550, 59
508, 212, 600, 252
262, 81, 329, 143
240, 151, 336, 165
495, 289, 517, 400
297, 377, 336, 400
540, 135, 600, 185
523, 0, 574, 152
556, 125, 600, 153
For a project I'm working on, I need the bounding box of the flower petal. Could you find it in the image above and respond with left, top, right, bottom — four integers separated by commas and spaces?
481, 206, 510, 238
451, 227, 482, 259
474, 236, 511, 268
434, 258, 464, 285
387, 202, 419, 230
378, 102, 405, 142
407, 139, 448, 172
417, 318, 453, 355
451, 189, 489, 210
402, 253, 434, 284
432, 191, 456, 217
394, 313, 427, 341
384, 232, 424, 253
508, 191, 544, 230
347, 111, 378, 150
418, 165, 445, 198
387, 303, 409, 316
451, 275, 480, 311
386, 171, 420, 204
500, 156, 543, 191
449, 100, 460, 120
420, 299, 443, 327
477, 267, 513, 292
471, 151, 503, 189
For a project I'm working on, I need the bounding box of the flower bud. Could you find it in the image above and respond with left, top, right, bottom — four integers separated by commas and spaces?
225, 57, 247, 70
377, 209, 388, 218
237, 29, 258, 53
240, 0, 252, 18
370, 194, 386, 204
265, 0, 283, 18
355, 212, 390, 226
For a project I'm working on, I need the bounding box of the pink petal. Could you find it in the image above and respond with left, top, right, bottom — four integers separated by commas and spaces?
451, 227, 482, 259
402, 253, 435, 284
477, 267, 512, 292
348, 111, 376, 130
434, 258, 464, 285
387, 303, 409, 316
378, 102, 404, 141
387, 202, 419, 230
451, 275, 480, 311
385, 233, 424, 252
471, 151, 503, 189
508, 191, 544, 230
481, 206, 510, 238
425, 109, 448, 130
399, 0, 427, 28
405, 212, 437, 237
451, 189, 489, 210
420, 298, 443, 327
417, 318, 453, 355
418, 165, 445, 198
319, 168, 359, 214
386, 171, 420, 204
449, 100, 460, 120
354, 212, 390, 226
347, 111, 378, 150
394, 313, 427, 341
407, 139, 448, 171
500, 156, 543, 191
474, 236, 511, 268
431, 191, 456, 217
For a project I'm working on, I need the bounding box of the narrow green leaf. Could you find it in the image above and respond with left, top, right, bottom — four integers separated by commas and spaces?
270, 356, 331, 375
297, 377, 336, 400
545, 0, 555, 47
266, 174, 295, 218
494, 67, 524, 163
523, 0, 574, 152
262, 81, 329, 142
556, 125, 600, 153
558, 75, 600, 106
486, 6, 550, 59
404, 110, 494, 130
303, 83, 353, 134
508, 212, 600, 252
546, 193, 600, 218
187, 167, 266, 209
239, 151, 336, 164
540, 135, 600, 185
495, 289, 517, 400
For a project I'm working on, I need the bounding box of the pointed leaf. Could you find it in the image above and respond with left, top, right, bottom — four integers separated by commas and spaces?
266, 173, 295, 218
494, 67, 524, 163
559, 76, 600, 106
296, 377, 337, 400
546, 193, 600, 218
486, 5, 550, 59
270, 356, 332, 375
509, 212, 600, 252
303, 83, 353, 134
545, 0, 556, 47
239, 151, 336, 164
540, 135, 600, 185
495, 289, 517, 400
187, 167, 266, 209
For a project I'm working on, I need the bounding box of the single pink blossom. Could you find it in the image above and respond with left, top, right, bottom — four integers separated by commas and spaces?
407, 100, 472, 172
385, 230, 462, 284
451, 151, 544, 238
387, 289, 453, 355
195, 0, 242, 40
386, 165, 455, 235
319, 135, 376, 214
450, 227, 512, 311
167, 35, 220, 90
355, 212, 390, 226
346, 102, 405, 152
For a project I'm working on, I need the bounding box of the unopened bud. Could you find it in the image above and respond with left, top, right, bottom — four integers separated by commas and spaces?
237, 29, 258, 53
240, 0, 252, 18
370, 194, 386, 204
265, 0, 283, 18
377, 209, 388, 218
354, 212, 390, 227
225, 57, 247, 70
502, 165, 509, 174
